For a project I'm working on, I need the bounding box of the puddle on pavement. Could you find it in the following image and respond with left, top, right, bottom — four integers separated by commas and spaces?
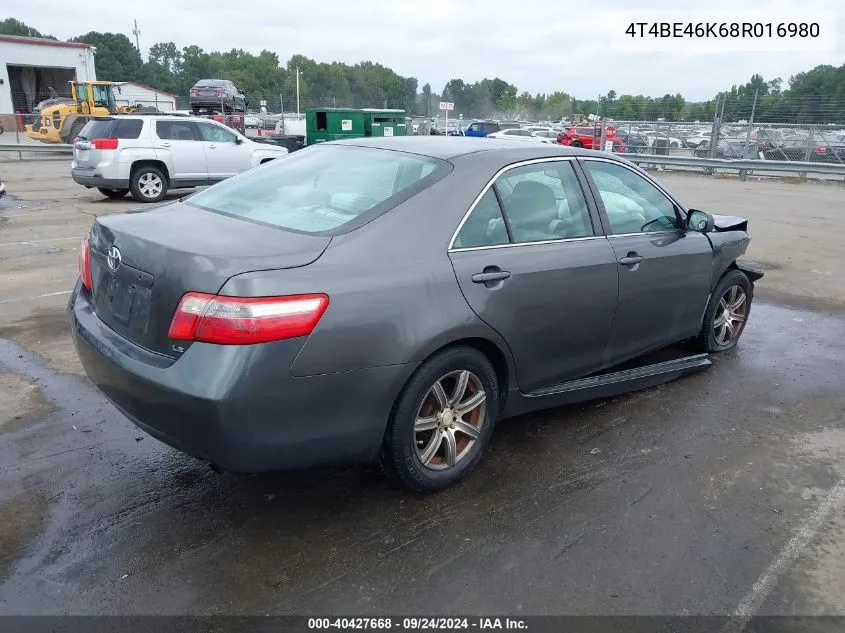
0, 193, 44, 213
0, 489, 50, 582
0, 371, 55, 434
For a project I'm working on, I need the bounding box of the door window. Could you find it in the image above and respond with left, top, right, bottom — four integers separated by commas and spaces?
156, 120, 200, 141
197, 122, 238, 143
583, 160, 680, 234
496, 162, 594, 243
453, 189, 509, 249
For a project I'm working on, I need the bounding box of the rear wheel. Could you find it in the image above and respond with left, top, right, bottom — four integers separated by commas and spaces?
379, 346, 499, 493
130, 165, 167, 203
571, 140, 583, 148
694, 269, 753, 352
97, 187, 129, 199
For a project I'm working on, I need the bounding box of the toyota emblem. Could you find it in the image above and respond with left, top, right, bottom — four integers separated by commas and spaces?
106, 246, 122, 272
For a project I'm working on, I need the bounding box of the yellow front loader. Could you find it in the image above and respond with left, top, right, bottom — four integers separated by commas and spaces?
25, 81, 138, 144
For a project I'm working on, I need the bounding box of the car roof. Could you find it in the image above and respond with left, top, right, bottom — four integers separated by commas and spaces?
105, 114, 226, 124
331, 136, 617, 162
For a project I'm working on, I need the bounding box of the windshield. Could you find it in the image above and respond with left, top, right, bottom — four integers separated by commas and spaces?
186, 145, 449, 234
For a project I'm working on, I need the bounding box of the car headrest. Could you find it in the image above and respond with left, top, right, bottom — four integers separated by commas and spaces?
507, 181, 557, 228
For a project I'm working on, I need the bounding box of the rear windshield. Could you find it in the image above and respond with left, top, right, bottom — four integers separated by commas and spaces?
78, 118, 143, 140
196, 80, 226, 87
185, 145, 450, 235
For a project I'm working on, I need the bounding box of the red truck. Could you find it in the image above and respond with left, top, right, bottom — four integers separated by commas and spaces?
556, 124, 626, 152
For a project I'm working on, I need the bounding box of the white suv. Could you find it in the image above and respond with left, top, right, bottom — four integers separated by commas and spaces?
71, 114, 288, 203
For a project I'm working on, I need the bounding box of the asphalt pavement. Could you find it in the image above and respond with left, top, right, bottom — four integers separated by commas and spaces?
1, 162, 844, 617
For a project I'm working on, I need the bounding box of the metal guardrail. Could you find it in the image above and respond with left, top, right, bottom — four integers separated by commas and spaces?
621, 153, 845, 179
1, 142, 843, 180
0, 142, 73, 155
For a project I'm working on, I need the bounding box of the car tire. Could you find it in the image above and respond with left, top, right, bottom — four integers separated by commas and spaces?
97, 187, 129, 199
571, 140, 583, 148
129, 165, 168, 203
694, 269, 753, 353
379, 346, 500, 493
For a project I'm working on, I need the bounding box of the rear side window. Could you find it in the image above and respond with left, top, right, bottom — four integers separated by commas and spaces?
186, 145, 449, 234
452, 161, 594, 249
453, 189, 509, 249
114, 119, 143, 138
156, 120, 199, 141
497, 162, 594, 243
78, 118, 143, 140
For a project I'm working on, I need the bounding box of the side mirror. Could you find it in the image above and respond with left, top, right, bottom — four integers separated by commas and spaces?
235, 136, 244, 145
688, 209, 715, 232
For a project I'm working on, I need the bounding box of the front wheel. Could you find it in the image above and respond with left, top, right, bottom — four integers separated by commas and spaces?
130, 166, 168, 203
694, 269, 753, 352
571, 140, 583, 148
379, 346, 499, 493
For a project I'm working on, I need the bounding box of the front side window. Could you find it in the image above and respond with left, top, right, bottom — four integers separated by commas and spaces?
583, 160, 680, 234
496, 161, 594, 244
198, 122, 237, 143
186, 145, 447, 234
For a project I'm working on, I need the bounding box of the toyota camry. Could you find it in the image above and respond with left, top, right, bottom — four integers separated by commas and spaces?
71, 137, 762, 492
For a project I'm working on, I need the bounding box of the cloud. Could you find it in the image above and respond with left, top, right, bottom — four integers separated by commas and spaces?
16, 0, 845, 100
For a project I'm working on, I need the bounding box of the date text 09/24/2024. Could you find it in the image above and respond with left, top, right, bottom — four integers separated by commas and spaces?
625, 22, 820, 38
307, 618, 528, 630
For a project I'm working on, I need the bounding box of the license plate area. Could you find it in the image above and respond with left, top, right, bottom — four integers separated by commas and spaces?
105, 274, 152, 331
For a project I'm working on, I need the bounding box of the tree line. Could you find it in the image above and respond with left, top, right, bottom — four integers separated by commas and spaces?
2, 17, 844, 123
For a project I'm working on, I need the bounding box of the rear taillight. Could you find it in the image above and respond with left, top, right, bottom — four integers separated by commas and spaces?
191, 88, 200, 95
79, 238, 92, 290
92, 138, 119, 150
215, 88, 223, 96
168, 292, 330, 345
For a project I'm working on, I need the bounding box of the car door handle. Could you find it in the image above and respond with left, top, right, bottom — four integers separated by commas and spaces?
619, 254, 644, 266
472, 270, 511, 283
160, 142, 171, 147
208, 144, 217, 149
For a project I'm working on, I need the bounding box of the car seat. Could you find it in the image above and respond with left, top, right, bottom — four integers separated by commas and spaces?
504, 181, 559, 242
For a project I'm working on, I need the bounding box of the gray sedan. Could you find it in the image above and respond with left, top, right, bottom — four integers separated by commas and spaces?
71, 138, 762, 492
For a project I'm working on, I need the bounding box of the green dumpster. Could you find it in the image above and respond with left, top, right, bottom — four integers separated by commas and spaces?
305, 108, 406, 145
363, 109, 407, 138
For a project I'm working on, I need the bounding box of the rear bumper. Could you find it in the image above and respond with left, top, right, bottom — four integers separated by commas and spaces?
70, 283, 418, 472
71, 168, 128, 189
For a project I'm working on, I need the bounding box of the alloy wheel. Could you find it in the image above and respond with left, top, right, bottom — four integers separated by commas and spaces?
713, 284, 748, 346
138, 173, 163, 199
414, 370, 487, 471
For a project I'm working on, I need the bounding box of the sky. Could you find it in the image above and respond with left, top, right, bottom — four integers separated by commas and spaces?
9, 0, 845, 100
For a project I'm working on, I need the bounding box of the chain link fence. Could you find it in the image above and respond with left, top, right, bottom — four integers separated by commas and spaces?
608, 120, 845, 165
3, 85, 844, 166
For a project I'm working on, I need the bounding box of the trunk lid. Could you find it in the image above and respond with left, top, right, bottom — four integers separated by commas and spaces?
88, 201, 331, 357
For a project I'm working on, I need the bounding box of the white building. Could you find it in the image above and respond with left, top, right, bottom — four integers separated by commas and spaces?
112, 81, 177, 112
0, 34, 96, 115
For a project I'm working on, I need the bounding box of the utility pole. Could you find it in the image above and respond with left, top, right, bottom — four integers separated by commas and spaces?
743, 87, 760, 158
132, 19, 141, 55
296, 67, 300, 116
